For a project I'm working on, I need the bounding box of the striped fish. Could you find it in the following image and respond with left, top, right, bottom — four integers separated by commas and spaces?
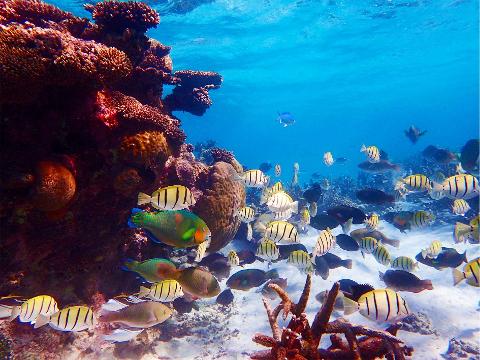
323, 152, 334, 166
266, 191, 298, 213
300, 208, 310, 226
256, 239, 279, 262
359, 237, 378, 254
287, 250, 313, 273
372, 244, 391, 266
409, 211, 435, 229
274, 164, 281, 177
399, 174, 432, 192
434, 174, 479, 200
194, 240, 209, 262
9, 295, 58, 323
139, 280, 184, 302
0, 296, 25, 320
343, 289, 409, 322
239, 170, 269, 188
391, 256, 418, 272
137, 185, 195, 210
360, 144, 380, 163
260, 182, 283, 204
227, 251, 240, 267
272, 209, 293, 221
421, 240, 442, 259
364, 213, 379, 231
264, 221, 298, 243
309, 202, 318, 217
237, 206, 256, 223
312, 228, 336, 257
452, 199, 471, 216
453, 257, 480, 287
34, 306, 95, 331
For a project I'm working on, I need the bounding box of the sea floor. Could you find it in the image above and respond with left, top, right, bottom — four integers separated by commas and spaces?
136, 222, 480, 360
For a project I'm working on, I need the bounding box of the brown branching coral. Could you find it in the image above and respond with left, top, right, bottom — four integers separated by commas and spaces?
252, 276, 413, 360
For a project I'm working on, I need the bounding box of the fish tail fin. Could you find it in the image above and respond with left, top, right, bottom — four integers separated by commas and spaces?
254, 220, 267, 234
8, 306, 20, 321
121, 258, 138, 272
389, 238, 400, 248
452, 268, 465, 286
341, 218, 352, 234
360, 144, 366, 153
290, 201, 299, 214
343, 259, 353, 269
454, 222, 470, 243
33, 314, 50, 328
462, 251, 468, 264
138, 286, 150, 298
414, 262, 420, 270
127, 208, 143, 228
421, 280, 434, 291
431, 181, 444, 194
361, 251, 365, 259
421, 249, 427, 259
266, 269, 279, 280
137, 192, 151, 206
342, 297, 359, 316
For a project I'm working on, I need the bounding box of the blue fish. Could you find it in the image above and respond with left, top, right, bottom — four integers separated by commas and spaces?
277, 112, 295, 127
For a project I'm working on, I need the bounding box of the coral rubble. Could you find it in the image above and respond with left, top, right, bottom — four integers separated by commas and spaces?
0, 0, 242, 356
252, 276, 413, 360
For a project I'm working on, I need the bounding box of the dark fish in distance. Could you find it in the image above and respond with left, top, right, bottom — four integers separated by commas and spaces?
327, 205, 366, 224
460, 139, 479, 171
260, 278, 287, 300
216, 289, 234, 306
226, 269, 279, 291
319, 253, 352, 269
384, 211, 414, 232
356, 188, 395, 205
303, 183, 322, 203
336, 234, 360, 251
316, 279, 374, 309
379, 270, 433, 293
405, 125, 427, 144
422, 145, 456, 164
277, 112, 295, 127
277, 243, 309, 260
358, 160, 400, 173
259, 162, 272, 173
415, 247, 467, 270
350, 228, 400, 248
380, 149, 389, 160
310, 213, 340, 231
336, 157, 348, 164
236, 250, 256, 265
312, 256, 329, 279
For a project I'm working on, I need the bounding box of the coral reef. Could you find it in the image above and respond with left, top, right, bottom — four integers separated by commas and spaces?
252, 276, 413, 360
0, 0, 242, 356
443, 338, 480, 360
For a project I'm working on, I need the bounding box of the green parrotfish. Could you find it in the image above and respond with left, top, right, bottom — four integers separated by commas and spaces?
122, 258, 178, 283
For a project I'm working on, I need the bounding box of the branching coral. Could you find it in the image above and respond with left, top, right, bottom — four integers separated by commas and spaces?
252, 276, 413, 360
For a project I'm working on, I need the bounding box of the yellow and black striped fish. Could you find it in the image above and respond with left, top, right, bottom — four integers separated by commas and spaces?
227, 250, 240, 267
240, 170, 269, 188
138, 185, 196, 210
266, 191, 298, 213
9, 295, 58, 323
421, 240, 442, 259
300, 208, 310, 226
256, 239, 279, 262
139, 280, 184, 302
372, 244, 391, 266
359, 237, 378, 254
312, 228, 336, 257
434, 174, 479, 200
237, 206, 256, 223
272, 209, 293, 221
287, 250, 313, 273
399, 174, 431, 192
364, 213, 379, 231
34, 306, 95, 331
409, 211, 435, 229
391, 256, 418, 272
274, 164, 281, 177
360, 144, 380, 163
452, 199, 471, 216
454, 222, 478, 243
195, 240, 210, 262
343, 289, 409, 322
453, 257, 480, 287
264, 221, 298, 243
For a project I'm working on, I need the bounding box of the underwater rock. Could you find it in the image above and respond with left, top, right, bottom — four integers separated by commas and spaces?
399, 312, 438, 336
193, 162, 246, 252
443, 338, 480, 360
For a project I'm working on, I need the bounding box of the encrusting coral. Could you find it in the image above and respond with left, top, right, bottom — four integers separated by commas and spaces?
252, 275, 413, 360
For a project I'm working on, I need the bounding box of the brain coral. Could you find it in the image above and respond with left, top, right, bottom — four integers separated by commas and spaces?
119, 131, 172, 168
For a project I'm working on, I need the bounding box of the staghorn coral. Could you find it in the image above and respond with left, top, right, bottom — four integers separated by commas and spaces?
252, 276, 413, 360
119, 130, 172, 168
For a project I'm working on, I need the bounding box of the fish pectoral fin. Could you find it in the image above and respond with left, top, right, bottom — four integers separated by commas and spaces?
182, 228, 196, 241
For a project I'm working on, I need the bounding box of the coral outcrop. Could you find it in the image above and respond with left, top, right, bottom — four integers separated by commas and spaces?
252, 276, 413, 360
0, 0, 243, 356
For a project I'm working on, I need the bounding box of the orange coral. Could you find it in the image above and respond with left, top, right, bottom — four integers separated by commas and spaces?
119, 131, 172, 168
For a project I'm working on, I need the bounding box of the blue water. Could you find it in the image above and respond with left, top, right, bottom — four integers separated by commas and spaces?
61, 0, 478, 181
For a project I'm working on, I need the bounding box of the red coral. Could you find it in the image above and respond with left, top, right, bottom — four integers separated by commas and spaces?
85, 0, 159, 34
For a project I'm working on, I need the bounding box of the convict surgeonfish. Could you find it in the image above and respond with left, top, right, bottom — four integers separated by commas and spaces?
100, 301, 173, 328
452, 199, 471, 216
266, 191, 299, 214
343, 289, 409, 322
128, 209, 210, 248
9, 295, 59, 324
312, 228, 336, 258
137, 185, 196, 210
360, 144, 380, 163
227, 251, 240, 267
236, 169, 269, 188
364, 213, 379, 231
274, 164, 281, 177
256, 220, 298, 243
323, 152, 334, 166
396, 174, 432, 192
421, 240, 442, 259
237, 206, 256, 223
391, 256, 419, 272
256, 239, 280, 262
372, 244, 391, 266
432, 174, 479, 200
287, 250, 313, 273
34, 306, 95, 331
138, 280, 184, 302
452, 257, 479, 287
408, 211, 435, 230
358, 237, 378, 256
